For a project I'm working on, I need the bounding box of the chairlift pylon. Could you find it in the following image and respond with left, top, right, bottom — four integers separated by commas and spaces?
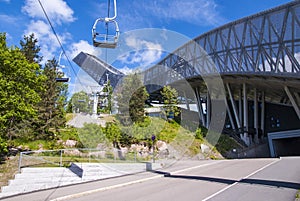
92, 0, 119, 48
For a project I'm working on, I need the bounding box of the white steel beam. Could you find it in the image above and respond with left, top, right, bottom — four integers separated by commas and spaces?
284, 86, 300, 120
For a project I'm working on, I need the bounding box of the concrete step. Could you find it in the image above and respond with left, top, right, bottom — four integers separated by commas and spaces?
8, 177, 83, 186
0, 162, 154, 198
14, 171, 78, 179
21, 167, 67, 173
1, 181, 81, 194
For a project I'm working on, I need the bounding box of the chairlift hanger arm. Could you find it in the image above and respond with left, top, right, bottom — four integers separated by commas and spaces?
105, 0, 117, 22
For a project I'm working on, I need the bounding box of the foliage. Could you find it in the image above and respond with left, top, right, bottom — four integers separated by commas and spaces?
105, 122, 121, 148
20, 33, 43, 64
68, 91, 90, 113
0, 33, 44, 140
215, 134, 242, 156
101, 80, 113, 113
195, 126, 208, 139
296, 190, 300, 199
77, 123, 107, 148
34, 58, 67, 138
117, 73, 149, 125
157, 120, 179, 143
0, 136, 8, 155
56, 127, 79, 141
160, 85, 180, 118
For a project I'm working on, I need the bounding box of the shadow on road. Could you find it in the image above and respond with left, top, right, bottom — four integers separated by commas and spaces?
150, 170, 300, 189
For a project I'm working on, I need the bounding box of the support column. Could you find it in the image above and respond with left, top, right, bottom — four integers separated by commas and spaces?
243, 83, 249, 145
206, 91, 211, 128
226, 83, 241, 129
254, 88, 259, 143
239, 88, 243, 128
195, 87, 205, 126
261, 91, 265, 139
92, 92, 98, 119
225, 98, 236, 130
294, 92, 300, 107
183, 91, 190, 111
284, 86, 300, 120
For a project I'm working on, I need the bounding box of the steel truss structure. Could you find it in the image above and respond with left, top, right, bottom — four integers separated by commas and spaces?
143, 1, 300, 145
74, 2, 300, 146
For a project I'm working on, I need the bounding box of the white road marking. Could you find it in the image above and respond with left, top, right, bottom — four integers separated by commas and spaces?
50, 161, 223, 201
202, 158, 281, 201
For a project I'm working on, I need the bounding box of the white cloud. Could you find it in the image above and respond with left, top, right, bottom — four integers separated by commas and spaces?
117, 37, 163, 69
23, 20, 71, 62
0, 14, 18, 25
22, 0, 75, 25
118, 66, 135, 75
68, 40, 102, 60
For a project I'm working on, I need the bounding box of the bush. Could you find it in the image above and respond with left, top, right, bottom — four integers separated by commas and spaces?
0, 136, 8, 155
195, 127, 207, 139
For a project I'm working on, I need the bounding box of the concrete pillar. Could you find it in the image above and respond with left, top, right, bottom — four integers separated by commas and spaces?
243, 83, 249, 145
261, 91, 265, 139
206, 91, 211, 128
194, 87, 205, 126
225, 98, 236, 130
183, 91, 190, 111
226, 83, 241, 129
254, 88, 259, 143
239, 88, 243, 128
92, 92, 98, 118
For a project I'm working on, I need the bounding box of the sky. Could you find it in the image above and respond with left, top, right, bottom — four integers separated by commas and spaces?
0, 0, 294, 94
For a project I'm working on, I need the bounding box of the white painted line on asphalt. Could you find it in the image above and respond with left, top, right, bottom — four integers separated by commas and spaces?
202, 158, 281, 201
171, 160, 224, 174
242, 159, 280, 179
50, 175, 163, 201
50, 161, 223, 201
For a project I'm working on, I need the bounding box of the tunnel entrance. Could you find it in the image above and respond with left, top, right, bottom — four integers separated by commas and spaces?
268, 129, 300, 157
272, 137, 300, 157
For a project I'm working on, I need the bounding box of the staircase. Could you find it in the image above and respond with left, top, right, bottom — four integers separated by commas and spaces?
0, 162, 158, 198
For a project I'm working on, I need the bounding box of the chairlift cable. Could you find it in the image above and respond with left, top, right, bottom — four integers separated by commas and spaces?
37, 0, 85, 88
105, 0, 110, 62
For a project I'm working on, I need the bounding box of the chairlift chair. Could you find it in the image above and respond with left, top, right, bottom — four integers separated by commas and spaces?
55, 51, 70, 83
92, 0, 119, 49
56, 77, 69, 82
92, 19, 120, 48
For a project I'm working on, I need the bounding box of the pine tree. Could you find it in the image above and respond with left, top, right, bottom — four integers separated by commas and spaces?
20, 33, 43, 64
117, 73, 149, 125
35, 59, 67, 138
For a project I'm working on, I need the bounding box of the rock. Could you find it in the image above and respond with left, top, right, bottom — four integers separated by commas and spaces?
200, 144, 210, 153
64, 149, 81, 156
64, 140, 77, 147
156, 140, 168, 151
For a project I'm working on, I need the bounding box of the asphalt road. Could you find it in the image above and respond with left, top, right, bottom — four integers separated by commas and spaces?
2, 157, 300, 201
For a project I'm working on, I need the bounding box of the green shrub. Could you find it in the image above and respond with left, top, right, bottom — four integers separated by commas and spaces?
0, 136, 8, 155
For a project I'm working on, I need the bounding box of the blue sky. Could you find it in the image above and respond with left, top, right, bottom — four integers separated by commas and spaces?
0, 0, 293, 93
